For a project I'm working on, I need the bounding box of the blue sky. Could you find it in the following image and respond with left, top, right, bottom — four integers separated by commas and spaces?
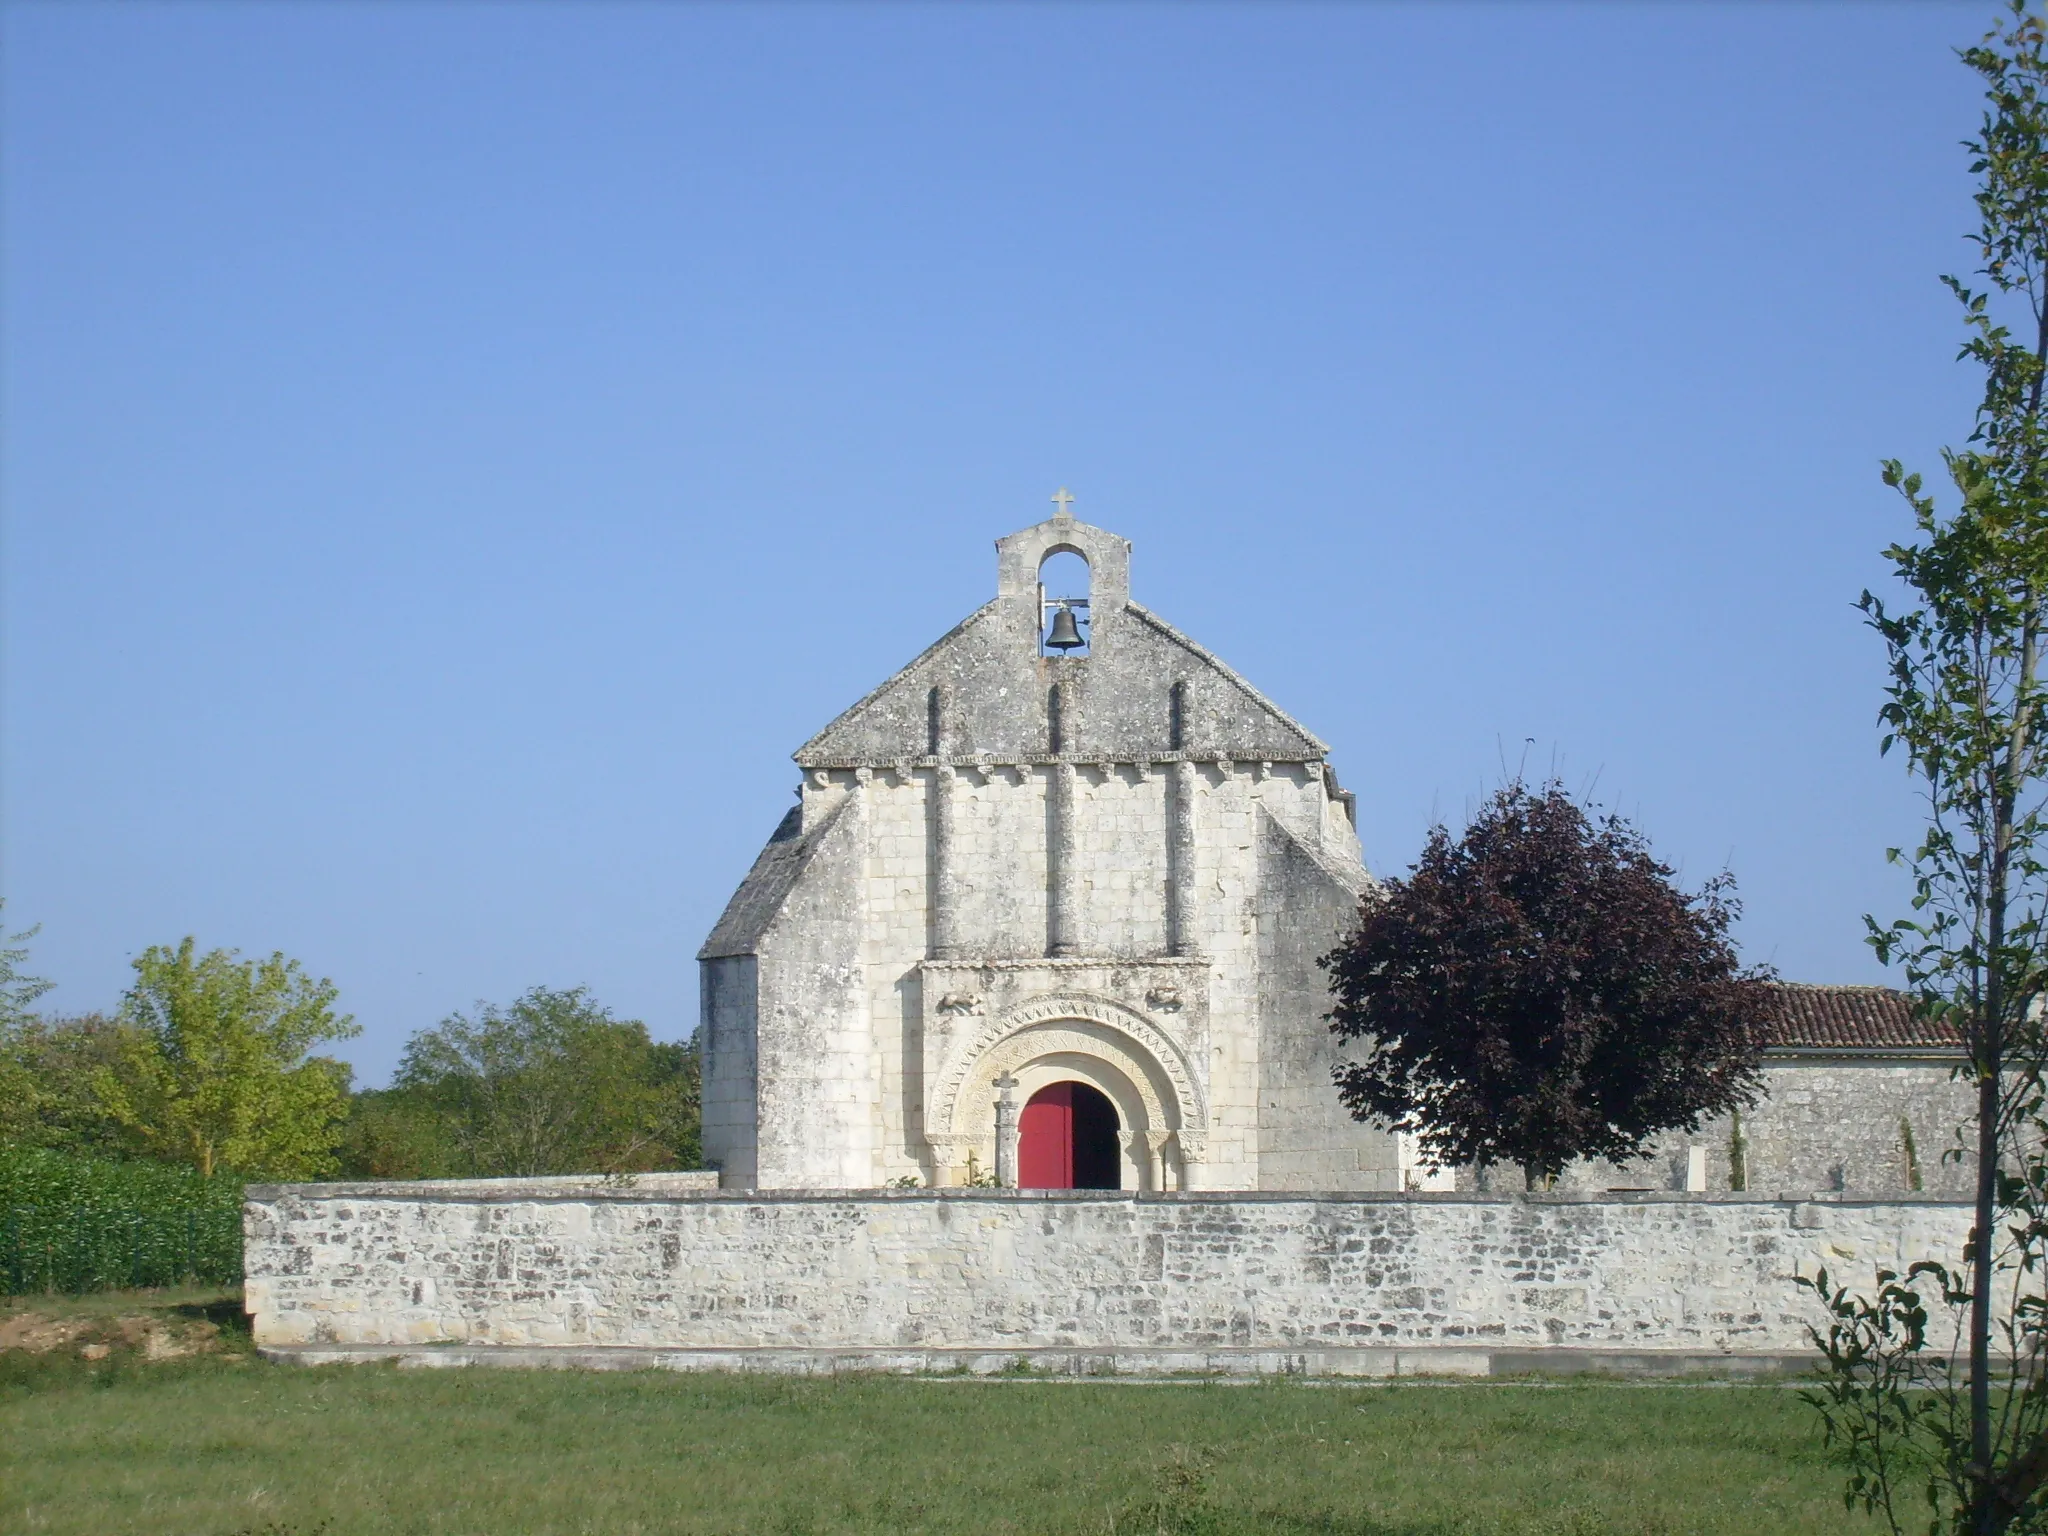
1, 2, 1998, 1083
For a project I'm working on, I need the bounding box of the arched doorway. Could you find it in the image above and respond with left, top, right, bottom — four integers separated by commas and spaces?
1018, 1081, 1121, 1189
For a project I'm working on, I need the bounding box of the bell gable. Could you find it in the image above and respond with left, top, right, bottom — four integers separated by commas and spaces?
794, 511, 1327, 768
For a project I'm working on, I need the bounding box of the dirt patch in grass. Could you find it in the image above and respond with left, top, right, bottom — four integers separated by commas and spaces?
0, 1286, 248, 1365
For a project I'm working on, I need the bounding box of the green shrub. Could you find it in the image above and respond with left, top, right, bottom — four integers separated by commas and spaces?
0, 1147, 241, 1295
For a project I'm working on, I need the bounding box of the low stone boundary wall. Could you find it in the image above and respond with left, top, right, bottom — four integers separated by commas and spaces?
242, 1185, 1971, 1377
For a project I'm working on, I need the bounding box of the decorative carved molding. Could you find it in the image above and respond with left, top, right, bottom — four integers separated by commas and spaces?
792, 750, 1325, 771
957, 1025, 1168, 1137
920, 956, 1207, 974
926, 990, 1208, 1144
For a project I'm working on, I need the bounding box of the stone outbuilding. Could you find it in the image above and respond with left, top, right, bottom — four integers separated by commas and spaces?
1681, 984, 1974, 1200
700, 499, 1975, 1197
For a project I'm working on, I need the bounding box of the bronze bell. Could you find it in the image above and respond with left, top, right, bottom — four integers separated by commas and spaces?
1045, 605, 1086, 650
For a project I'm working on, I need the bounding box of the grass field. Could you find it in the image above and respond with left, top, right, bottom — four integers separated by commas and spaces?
0, 1290, 1874, 1536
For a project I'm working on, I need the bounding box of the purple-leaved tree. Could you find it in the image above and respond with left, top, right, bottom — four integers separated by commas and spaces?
1322, 780, 1772, 1190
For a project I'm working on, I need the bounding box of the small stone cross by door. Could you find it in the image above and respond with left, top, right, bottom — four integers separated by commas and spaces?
993, 1073, 1020, 1188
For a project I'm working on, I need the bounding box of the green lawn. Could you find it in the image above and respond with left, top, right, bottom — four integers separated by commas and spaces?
0, 1293, 1872, 1536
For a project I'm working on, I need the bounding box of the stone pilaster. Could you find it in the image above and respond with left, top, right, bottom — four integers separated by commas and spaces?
929, 764, 960, 959
1048, 762, 1080, 956
1167, 759, 1199, 957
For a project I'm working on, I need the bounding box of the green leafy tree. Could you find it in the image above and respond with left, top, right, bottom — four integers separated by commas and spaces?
0, 899, 48, 1143
0, 1013, 141, 1155
387, 986, 699, 1177
1323, 780, 1770, 1189
94, 938, 359, 1178
0, 900, 53, 1030
0, 905, 118, 1154
334, 1085, 463, 1179
1802, 8, 2048, 1534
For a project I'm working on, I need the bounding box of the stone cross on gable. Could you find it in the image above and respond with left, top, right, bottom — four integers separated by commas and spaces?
1050, 487, 1075, 520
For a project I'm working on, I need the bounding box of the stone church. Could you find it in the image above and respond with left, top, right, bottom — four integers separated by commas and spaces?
701, 499, 1976, 1198
700, 498, 1386, 1191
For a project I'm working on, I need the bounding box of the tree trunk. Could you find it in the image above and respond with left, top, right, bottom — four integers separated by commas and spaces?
1973, 1061, 1999, 1535
1974, 768, 2016, 1535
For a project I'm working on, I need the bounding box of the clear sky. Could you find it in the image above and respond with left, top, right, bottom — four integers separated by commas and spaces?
0, 1, 2000, 1083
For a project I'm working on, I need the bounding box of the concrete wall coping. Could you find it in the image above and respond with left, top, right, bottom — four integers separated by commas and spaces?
243, 1181, 1972, 1209
256, 1342, 1827, 1380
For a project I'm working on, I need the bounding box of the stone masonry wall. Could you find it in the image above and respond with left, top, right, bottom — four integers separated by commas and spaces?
1524, 1058, 1980, 1200
1256, 809, 1392, 1190
245, 1185, 1970, 1365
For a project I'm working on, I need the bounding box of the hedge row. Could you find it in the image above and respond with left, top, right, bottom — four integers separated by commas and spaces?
0, 1147, 243, 1295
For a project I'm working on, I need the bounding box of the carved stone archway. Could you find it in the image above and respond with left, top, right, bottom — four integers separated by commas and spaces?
925, 991, 1208, 1190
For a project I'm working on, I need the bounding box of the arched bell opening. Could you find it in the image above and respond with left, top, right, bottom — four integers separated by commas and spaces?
1019, 1081, 1122, 1190
1038, 548, 1091, 657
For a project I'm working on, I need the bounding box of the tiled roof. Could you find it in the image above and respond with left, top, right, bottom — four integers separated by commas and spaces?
1764, 983, 1963, 1051
698, 802, 844, 961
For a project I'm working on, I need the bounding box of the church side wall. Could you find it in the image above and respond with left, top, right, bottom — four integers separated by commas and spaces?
699, 956, 759, 1187
751, 799, 875, 1188
245, 1185, 1971, 1367
1183, 763, 1345, 1187
1254, 812, 1398, 1191
1185, 764, 1260, 1186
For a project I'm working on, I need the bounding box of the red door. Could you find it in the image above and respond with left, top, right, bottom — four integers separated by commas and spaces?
1018, 1083, 1075, 1189
1018, 1082, 1122, 1189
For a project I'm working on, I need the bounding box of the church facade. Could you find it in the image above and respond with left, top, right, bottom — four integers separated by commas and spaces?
700, 502, 1393, 1191
700, 500, 1976, 1198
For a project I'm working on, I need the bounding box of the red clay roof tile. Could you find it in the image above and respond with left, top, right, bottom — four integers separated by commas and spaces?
1764, 982, 1962, 1051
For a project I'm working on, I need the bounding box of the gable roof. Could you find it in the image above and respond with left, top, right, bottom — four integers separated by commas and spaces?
1763, 983, 1962, 1051
1124, 603, 1330, 757
792, 601, 999, 766
792, 599, 1327, 767
698, 800, 849, 961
